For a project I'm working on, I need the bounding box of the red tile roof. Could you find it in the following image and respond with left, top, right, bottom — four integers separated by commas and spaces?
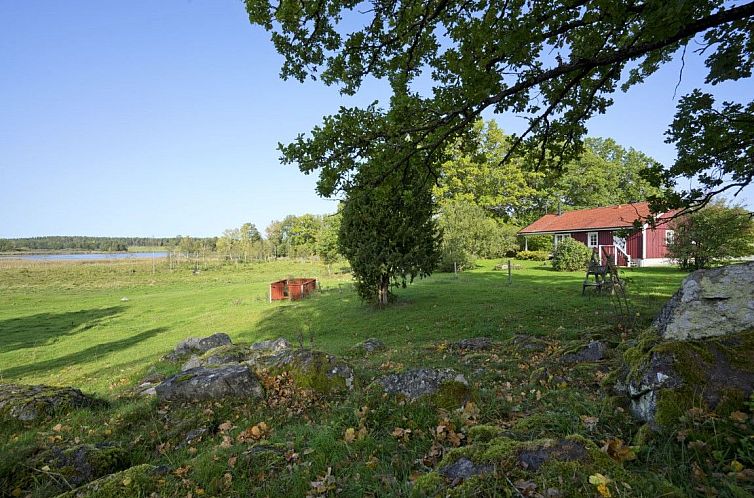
519, 202, 660, 234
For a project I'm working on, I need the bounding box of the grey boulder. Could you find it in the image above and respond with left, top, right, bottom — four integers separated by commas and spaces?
155, 364, 264, 402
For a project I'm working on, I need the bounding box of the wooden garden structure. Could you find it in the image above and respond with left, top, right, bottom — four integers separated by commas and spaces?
269, 278, 317, 302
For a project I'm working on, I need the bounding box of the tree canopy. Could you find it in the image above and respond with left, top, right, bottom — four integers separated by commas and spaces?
246, 0, 753, 212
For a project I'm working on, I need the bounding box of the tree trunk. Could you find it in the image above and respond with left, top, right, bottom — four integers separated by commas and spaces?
377, 275, 390, 306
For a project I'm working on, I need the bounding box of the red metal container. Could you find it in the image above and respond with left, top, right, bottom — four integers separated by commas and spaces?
269, 278, 317, 302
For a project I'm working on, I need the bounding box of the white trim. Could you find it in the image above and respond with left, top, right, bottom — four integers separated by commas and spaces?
587, 231, 598, 247
641, 223, 647, 259
635, 258, 673, 267
665, 229, 675, 246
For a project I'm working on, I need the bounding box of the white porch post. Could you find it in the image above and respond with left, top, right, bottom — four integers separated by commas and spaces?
524, 236, 528, 251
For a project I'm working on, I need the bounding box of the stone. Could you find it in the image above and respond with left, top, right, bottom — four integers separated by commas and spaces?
42, 443, 128, 487
54, 464, 165, 498
251, 348, 354, 393
561, 341, 607, 364
438, 457, 493, 484
653, 262, 754, 341
353, 338, 386, 354
455, 337, 493, 351
250, 337, 291, 352
155, 364, 264, 402
517, 439, 587, 471
377, 368, 468, 401
0, 384, 106, 423
184, 427, 208, 446
619, 330, 754, 430
164, 332, 232, 361
180, 344, 254, 371
511, 335, 547, 352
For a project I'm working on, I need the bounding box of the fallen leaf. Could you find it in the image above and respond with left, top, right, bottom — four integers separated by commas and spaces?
52, 424, 63, 432
228, 455, 237, 468
344, 428, 356, 443
601, 438, 636, 462
122, 477, 132, 486
731, 460, 744, 473
218, 421, 234, 432
580, 415, 599, 431
729, 411, 748, 423
220, 435, 233, 448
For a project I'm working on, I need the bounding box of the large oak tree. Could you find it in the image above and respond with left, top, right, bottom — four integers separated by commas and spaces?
246, 0, 754, 213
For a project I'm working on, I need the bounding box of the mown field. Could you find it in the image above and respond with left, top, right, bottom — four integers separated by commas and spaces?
1, 258, 751, 497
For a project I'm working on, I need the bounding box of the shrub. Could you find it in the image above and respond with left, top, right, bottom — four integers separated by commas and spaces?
551, 238, 591, 271
516, 250, 551, 261
437, 240, 474, 272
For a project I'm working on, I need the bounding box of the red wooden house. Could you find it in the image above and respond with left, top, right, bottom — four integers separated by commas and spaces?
518, 202, 676, 267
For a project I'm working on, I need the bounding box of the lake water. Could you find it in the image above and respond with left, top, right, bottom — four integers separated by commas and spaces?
4, 252, 169, 261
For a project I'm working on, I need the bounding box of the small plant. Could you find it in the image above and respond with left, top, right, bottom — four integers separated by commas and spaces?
551, 238, 592, 271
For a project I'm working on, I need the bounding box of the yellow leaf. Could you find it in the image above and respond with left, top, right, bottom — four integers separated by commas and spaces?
344, 427, 356, 443
52, 423, 63, 432
589, 473, 609, 486
41, 465, 50, 472
122, 477, 132, 486
218, 421, 234, 432
11, 488, 21, 497
731, 460, 744, 473
597, 483, 612, 497
730, 411, 748, 423
357, 426, 368, 440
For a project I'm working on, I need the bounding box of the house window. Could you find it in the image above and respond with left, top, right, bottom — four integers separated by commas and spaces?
665, 230, 675, 246
554, 234, 571, 246
588, 232, 598, 247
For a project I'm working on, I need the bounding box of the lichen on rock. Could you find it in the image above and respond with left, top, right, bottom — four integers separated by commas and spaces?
53, 464, 166, 498
377, 368, 470, 407
163, 332, 232, 361
0, 384, 106, 423
155, 364, 264, 401
653, 262, 754, 341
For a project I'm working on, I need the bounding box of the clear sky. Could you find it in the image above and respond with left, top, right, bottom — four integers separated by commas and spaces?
1, 1, 751, 238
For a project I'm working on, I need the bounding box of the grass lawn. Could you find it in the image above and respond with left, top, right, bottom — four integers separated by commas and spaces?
1, 258, 751, 497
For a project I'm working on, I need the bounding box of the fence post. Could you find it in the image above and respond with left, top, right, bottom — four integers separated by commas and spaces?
508, 259, 512, 285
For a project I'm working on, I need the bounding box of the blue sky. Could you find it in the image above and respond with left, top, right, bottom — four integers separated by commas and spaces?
1, 1, 751, 238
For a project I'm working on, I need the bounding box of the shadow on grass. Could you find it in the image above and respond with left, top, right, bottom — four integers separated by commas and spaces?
0, 327, 168, 379
0, 306, 125, 353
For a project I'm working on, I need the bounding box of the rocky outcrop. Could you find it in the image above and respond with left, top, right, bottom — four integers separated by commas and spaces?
251, 348, 354, 393
653, 262, 754, 341
155, 364, 264, 402
454, 337, 493, 351
0, 384, 106, 423
54, 464, 167, 498
377, 368, 469, 407
40, 443, 128, 487
353, 338, 386, 354
561, 341, 607, 364
438, 457, 493, 484
619, 330, 754, 430
163, 332, 233, 361
250, 337, 291, 352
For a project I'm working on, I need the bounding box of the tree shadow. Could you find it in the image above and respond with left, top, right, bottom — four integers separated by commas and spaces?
1, 327, 167, 379
0, 306, 125, 353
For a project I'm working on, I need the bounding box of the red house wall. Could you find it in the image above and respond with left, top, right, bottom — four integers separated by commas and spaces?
626, 231, 643, 259
646, 226, 669, 258
571, 232, 588, 244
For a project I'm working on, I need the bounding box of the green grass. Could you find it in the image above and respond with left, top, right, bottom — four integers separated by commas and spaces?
2, 258, 751, 497
0, 258, 679, 393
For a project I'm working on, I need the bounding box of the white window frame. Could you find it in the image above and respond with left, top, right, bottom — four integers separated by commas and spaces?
665, 229, 675, 246
587, 231, 599, 248
554, 233, 571, 246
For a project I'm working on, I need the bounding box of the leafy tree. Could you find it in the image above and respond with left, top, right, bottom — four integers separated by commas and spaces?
246, 0, 754, 213
554, 137, 663, 210
338, 162, 440, 306
435, 120, 540, 222
317, 211, 342, 270
667, 201, 754, 270
437, 200, 518, 269
240, 223, 262, 243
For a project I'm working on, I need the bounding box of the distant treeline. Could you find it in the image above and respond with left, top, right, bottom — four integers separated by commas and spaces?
0, 236, 216, 253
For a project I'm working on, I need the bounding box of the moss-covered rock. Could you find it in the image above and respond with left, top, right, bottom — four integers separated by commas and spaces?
377, 368, 470, 407
250, 348, 354, 394
38, 443, 129, 488
54, 464, 164, 498
412, 435, 681, 497
0, 384, 107, 423
619, 329, 754, 430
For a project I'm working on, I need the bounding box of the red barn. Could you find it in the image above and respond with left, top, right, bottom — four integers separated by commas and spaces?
519, 202, 676, 267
